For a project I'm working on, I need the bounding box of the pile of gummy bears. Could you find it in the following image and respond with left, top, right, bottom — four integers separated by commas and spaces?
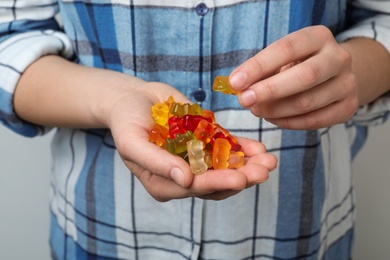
148, 76, 244, 174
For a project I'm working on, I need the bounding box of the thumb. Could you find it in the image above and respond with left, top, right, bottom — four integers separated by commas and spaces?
118, 139, 194, 188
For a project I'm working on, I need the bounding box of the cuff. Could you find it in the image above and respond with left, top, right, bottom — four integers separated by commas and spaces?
0, 29, 74, 137
336, 14, 390, 54
337, 14, 390, 126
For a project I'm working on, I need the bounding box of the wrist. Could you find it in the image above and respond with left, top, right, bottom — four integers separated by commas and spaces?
340, 38, 390, 106
89, 71, 148, 129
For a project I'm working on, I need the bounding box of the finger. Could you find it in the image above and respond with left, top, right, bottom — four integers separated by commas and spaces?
236, 137, 267, 156
239, 163, 270, 188
191, 155, 273, 194
250, 153, 278, 172
234, 137, 278, 171
265, 95, 358, 130
198, 190, 242, 200
126, 162, 247, 201
124, 161, 192, 202
250, 76, 348, 118
190, 169, 248, 194
229, 26, 332, 91
118, 132, 194, 188
238, 49, 346, 108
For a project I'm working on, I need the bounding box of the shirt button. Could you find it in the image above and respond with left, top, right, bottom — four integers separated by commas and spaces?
193, 89, 206, 102
195, 3, 209, 16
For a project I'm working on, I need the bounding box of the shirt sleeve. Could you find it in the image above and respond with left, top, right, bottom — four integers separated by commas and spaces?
0, 0, 74, 137
336, 0, 390, 126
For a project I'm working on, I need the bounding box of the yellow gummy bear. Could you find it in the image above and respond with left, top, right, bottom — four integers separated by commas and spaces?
151, 102, 170, 126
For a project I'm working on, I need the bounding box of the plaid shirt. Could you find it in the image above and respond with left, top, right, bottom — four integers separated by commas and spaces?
1, 0, 390, 259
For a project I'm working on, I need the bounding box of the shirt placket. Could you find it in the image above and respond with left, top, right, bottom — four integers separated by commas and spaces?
183, 2, 215, 259
187, 1, 215, 110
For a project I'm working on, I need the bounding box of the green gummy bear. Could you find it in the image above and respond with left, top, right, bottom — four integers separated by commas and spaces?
165, 131, 196, 155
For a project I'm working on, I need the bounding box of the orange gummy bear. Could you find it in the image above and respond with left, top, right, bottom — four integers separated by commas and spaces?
212, 138, 231, 170
148, 124, 169, 147
212, 76, 239, 95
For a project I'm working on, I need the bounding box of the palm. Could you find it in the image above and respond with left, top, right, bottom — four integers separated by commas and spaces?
108, 82, 277, 201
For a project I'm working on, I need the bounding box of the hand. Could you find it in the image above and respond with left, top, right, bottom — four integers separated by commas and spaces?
229, 25, 359, 130
106, 82, 277, 202
14, 55, 277, 202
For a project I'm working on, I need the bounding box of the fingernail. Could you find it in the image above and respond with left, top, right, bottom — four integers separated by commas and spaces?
171, 167, 184, 187
239, 90, 256, 107
230, 71, 248, 90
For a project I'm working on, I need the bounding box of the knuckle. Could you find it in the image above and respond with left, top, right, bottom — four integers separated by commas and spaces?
297, 63, 320, 86
248, 54, 268, 74
250, 106, 263, 118
262, 106, 275, 118
318, 25, 332, 35
277, 117, 301, 130
262, 80, 279, 100
345, 96, 359, 117
281, 117, 293, 130
274, 37, 297, 60
339, 48, 352, 65
312, 25, 333, 41
295, 94, 316, 113
303, 114, 320, 130
339, 73, 358, 103
344, 73, 357, 91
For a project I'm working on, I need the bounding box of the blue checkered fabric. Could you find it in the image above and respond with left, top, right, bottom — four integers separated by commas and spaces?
1, 1, 390, 259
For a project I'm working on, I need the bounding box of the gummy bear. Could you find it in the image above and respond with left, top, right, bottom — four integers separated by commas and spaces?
148, 124, 169, 147
151, 102, 170, 126
186, 140, 208, 174
169, 115, 212, 139
181, 115, 212, 133
212, 75, 239, 95
212, 138, 231, 170
149, 96, 246, 173
168, 115, 187, 139
170, 102, 202, 117
165, 96, 175, 106
151, 96, 177, 126
228, 151, 245, 169
202, 109, 216, 123
165, 131, 196, 155
211, 131, 242, 152
193, 119, 216, 144
195, 120, 241, 151
204, 149, 213, 169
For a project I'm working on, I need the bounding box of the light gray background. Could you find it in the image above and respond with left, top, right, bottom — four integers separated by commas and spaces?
1, 123, 389, 259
